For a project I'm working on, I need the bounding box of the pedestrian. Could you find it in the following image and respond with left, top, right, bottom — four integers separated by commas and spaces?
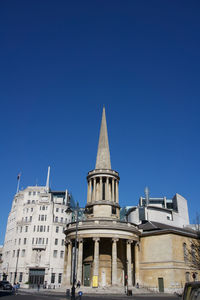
76, 280, 81, 288
16, 282, 20, 291
13, 282, 17, 295
37, 282, 40, 292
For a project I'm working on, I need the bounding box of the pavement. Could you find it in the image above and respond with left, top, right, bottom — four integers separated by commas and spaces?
0, 288, 180, 300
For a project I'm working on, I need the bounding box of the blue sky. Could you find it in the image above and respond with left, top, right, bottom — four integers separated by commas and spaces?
0, 1, 200, 244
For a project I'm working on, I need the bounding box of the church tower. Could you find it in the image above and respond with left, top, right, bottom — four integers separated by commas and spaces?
85, 107, 120, 219
64, 107, 139, 290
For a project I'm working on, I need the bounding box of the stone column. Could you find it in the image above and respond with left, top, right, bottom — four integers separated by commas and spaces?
92, 178, 96, 202
112, 238, 118, 285
126, 240, 133, 287
77, 239, 83, 283
106, 177, 109, 200
66, 241, 72, 285
93, 238, 100, 283
61, 242, 68, 287
112, 178, 115, 202
116, 181, 119, 203
99, 177, 102, 200
87, 181, 90, 203
135, 242, 140, 285
89, 180, 92, 202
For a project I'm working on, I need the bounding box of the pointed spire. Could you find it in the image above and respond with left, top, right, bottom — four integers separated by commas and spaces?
95, 107, 111, 169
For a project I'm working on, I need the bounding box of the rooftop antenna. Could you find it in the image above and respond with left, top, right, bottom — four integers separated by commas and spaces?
46, 166, 50, 192
145, 186, 149, 206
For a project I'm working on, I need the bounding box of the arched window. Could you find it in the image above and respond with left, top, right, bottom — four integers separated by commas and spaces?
183, 243, 187, 263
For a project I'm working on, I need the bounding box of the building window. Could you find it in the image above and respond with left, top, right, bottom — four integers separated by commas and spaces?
55, 239, 58, 245
21, 249, 25, 257
32, 238, 34, 244
61, 209, 64, 213
45, 215, 47, 221
56, 226, 59, 233
191, 244, 196, 264
183, 243, 187, 263
56, 208, 59, 212
19, 272, 23, 282
51, 273, 55, 283
47, 226, 49, 232
13, 250, 15, 257
44, 225, 46, 232
40, 226, 43, 232
37, 225, 39, 232
42, 206, 45, 210
18, 238, 21, 245
25, 226, 28, 232
28, 191, 31, 195
60, 251, 64, 258
27, 200, 30, 204
112, 207, 116, 214
24, 238, 27, 245
55, 216, 58, 222
53, 250, 57, 258
20, 227, 22, 233
61, 217, 63, 223
30, 216, 32, 222
39, 238, 42, 244
58, 273, 62, 284
186, 272, 190, 282
46, 238, 48, 244
33, 191, 36, 196
33, 225, 36, 232
61, 239, 64, 246
31, 208, 33, 212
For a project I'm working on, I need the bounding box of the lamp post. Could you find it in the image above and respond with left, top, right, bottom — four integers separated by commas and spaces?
66, 201, 79, 300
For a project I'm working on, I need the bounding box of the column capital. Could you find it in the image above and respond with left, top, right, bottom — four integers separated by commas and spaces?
65, 239, 72, 245
126, 239, 133, 245
112, 238, 119, 243
93, 237, 100, 242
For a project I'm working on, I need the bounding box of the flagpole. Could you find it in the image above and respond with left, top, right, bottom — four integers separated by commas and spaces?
16, 173, 21, 194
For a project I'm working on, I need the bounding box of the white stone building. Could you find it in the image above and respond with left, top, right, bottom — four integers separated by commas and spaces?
0, 171, 71, 288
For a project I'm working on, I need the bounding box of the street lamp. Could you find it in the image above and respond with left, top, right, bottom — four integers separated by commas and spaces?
66, 201, 79, 300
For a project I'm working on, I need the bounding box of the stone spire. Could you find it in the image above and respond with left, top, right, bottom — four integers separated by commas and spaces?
95, 107, 111, 169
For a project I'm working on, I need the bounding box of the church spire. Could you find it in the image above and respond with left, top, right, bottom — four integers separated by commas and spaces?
95, 107, 111, 169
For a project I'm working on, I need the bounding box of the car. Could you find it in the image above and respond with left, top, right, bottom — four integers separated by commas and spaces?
0, 280, 13, 290
182, 281, 200, 300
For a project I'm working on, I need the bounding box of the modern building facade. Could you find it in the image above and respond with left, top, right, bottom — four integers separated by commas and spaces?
1, 170, 71, 288
127, 188, 189, 228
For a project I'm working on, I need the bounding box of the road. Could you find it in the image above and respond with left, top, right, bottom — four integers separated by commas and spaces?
0, 290, 180, 300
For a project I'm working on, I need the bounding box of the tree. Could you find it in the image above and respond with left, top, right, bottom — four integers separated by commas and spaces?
187, 213, 200, 271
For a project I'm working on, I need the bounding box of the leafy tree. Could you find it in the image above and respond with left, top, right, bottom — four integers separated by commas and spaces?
187, 213, 200, 271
